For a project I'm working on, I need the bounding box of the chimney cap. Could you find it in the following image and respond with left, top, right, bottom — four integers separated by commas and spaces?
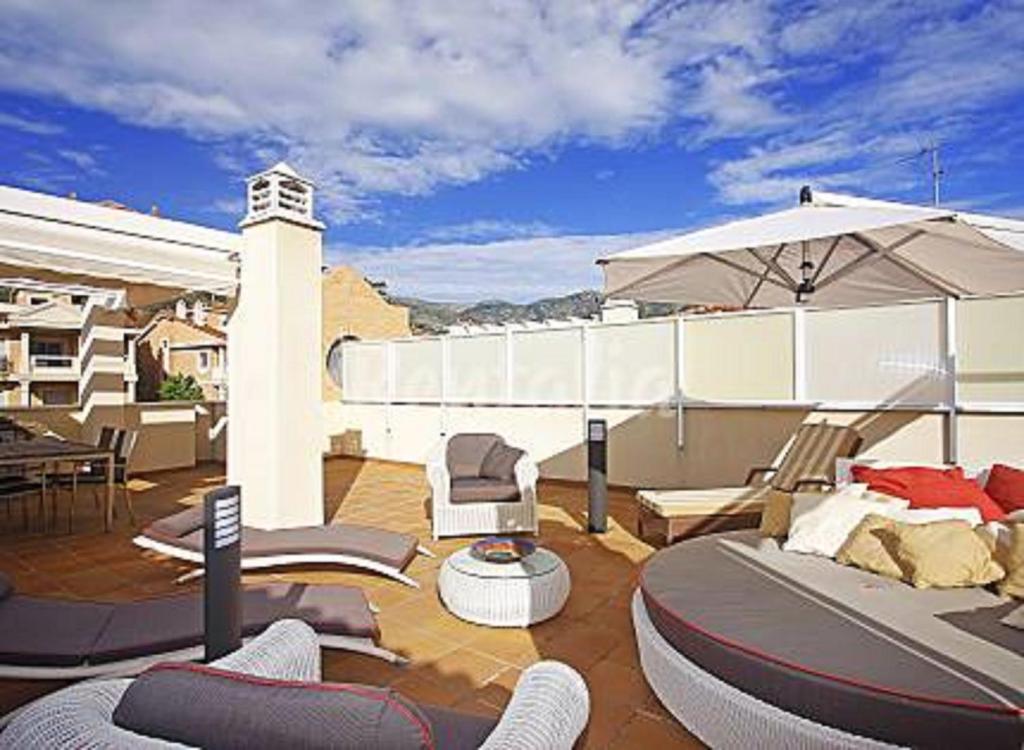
240, 162, 323, 230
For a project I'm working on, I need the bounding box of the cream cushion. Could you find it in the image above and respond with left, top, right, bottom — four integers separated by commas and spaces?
996, 523, 1024, 598
891, 520, 1004, 589
836, 507, 985, 581
783, 486, 909, 558
835, 514, 905, 579
758, 490, 794, 538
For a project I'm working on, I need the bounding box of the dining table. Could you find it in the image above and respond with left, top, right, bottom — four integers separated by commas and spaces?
0, 436, 116, 532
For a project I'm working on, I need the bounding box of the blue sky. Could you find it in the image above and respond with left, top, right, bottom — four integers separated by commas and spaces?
1, 1, 1022, 301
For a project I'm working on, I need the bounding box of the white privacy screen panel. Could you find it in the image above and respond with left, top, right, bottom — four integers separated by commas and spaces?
589, 320, 676, 404
957, 295, 1024, 403
511, 328, 583, 404
806, 302, 945, 404
393, 339, 442, 401
343, 342, 388, 401
448, 334, 507, 402
684, 313, 794, 401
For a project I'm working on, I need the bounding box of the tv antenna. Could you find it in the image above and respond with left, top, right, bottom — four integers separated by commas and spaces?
897, 141, 944, 206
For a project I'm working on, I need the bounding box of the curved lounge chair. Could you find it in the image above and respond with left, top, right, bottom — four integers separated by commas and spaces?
2, 619, 590, 750
0, 573, 403, 681
134, 505, 432, 588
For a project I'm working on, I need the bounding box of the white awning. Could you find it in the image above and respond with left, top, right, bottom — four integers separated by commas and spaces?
600, 190, 1024, 308
0, 185, 238, 303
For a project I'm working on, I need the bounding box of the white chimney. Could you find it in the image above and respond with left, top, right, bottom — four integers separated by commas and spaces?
175, 299, 188, 319
192, 300, 208, 327
601, 298, 639, 323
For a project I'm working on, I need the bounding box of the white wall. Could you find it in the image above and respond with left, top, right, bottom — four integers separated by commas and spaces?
332, 296, 1024, 487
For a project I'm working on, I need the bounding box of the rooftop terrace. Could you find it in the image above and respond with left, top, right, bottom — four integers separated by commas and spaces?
0, 458, 700, 749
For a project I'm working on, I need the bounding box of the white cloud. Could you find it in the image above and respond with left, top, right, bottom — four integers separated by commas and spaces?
330, 229, 677, 303
56, 148, 102, 173
0, 111, 62, 135
0, 1, 778, 219
419, 219, 559, 243
0, 0, 1019, 226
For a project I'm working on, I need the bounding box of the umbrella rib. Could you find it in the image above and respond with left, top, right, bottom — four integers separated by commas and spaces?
847, 230, 964, 297
744, 244, 787, 308
746, 246, 798, 289
602, 253, 702, 299
810, 235, 843, 286
815, 230, 924, 289
700, 253, 791, 290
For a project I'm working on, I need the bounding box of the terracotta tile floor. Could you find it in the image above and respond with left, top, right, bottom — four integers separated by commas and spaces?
0, 457, 703, 749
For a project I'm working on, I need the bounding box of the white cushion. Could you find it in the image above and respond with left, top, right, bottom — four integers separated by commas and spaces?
783, 486, 909, 558
886, 506, 983, 526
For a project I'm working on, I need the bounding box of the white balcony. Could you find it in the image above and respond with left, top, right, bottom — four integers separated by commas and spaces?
27, 353, 80, 379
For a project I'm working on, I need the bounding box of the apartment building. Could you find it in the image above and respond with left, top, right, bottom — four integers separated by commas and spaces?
0, 288, 87, 406
136, 300, 228, 401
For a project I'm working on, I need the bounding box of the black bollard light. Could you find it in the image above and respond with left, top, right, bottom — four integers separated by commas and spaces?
203, 485, 242, 662
587, 419, 608, 533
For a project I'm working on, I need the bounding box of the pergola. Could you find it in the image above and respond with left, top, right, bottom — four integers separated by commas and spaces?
0, 165, 325, 530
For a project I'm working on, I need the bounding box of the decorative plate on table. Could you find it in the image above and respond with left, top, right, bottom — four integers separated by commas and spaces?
470, 537, 536, 564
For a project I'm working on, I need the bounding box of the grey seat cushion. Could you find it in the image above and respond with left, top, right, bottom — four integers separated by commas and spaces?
241, 525, 419, 569
114, 663, 435, 749
447, 433, 503, 479
143, 515, 419, 571
419, 705, 498, 749
0, 596, 114, 666
92, 584, 378, 663
480, 443, 525, 481
450, 477, 520, 504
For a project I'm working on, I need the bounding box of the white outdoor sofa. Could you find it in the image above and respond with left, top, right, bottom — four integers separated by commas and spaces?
1, 619, 591, 749
427, 433, 539, 540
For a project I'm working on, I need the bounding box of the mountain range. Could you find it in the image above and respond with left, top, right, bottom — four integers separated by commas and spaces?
392, 290, 681, 335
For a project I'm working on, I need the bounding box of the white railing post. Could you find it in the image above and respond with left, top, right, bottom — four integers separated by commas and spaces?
580, 322, 590, 439
944, 298, 959, 464
440, 335, 450, 437
385, 341, 395, 459
505, 327, 515, 404
675, 314, 686, 450
792, 308, 807, 401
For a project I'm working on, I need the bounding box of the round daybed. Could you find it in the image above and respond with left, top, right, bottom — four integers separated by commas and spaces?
633, 530, 1024, 749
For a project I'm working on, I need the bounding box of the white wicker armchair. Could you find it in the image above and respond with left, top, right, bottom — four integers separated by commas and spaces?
427, 434, 539, 540
1, 619, 590, 750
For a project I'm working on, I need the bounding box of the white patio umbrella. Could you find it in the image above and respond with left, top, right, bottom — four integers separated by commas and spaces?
600, 189, 1024, 308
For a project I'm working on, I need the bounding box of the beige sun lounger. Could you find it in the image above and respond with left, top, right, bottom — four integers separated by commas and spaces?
637, 423, 862, 545
134, 505, 432, 588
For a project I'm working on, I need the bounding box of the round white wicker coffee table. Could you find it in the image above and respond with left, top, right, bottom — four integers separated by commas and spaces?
439, 546, 570, 627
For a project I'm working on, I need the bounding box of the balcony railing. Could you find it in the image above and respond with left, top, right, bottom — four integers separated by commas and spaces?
28, 354, 80, 376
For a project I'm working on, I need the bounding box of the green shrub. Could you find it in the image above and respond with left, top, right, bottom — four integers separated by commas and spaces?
158, 373, 205, 401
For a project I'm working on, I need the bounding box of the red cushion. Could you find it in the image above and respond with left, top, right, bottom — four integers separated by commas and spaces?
985, 464, 1024, 514
851, 465, 1006, 522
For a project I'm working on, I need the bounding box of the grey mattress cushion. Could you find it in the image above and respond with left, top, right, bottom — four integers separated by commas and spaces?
447, 433, 503, 479
641, 530, 1024, 749
450, 477, 520, 504
479, 443, 525, 481
241, 524, 419, 569
91, 583, 377, 664
0, 596, 114, 666
419, 705, 497, 749
148, 520, 418, 570
0, 572, 11, 601
114, 663, 435, 750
